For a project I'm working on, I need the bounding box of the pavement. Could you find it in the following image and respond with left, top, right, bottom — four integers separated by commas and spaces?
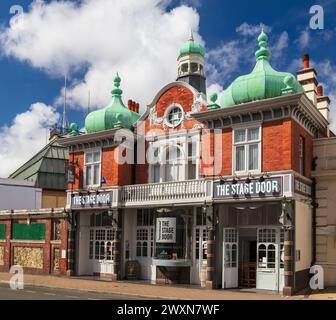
0, 282, 151, 300
0, 272, 334, 300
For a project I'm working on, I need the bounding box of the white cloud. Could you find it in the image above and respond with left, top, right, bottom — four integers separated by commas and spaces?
296, 28, 310, 49
0, 103, 59, 178
0, 0, 202, 111
270, 31, 289, 62
236, 22, 271, 37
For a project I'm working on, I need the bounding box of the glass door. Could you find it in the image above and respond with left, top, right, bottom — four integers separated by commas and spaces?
256, 228, 279, 291
222, 228, 239, 288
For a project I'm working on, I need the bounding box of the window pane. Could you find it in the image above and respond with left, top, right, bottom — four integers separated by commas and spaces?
234, 130, 246, 143
86, 166, 92, 185
143, 242, 148, 257
94, 152, 100, 162
248, 144, 259, 170
248, 128, 260, 141
86, 153, 93, 164
137, 211, 143, 226
153, 164, 160, 183
235, 146, 245, 171
188, 143, 194, 157
93, 164, 100, 185
136, 242, 142, 257
188, 160, 196, 180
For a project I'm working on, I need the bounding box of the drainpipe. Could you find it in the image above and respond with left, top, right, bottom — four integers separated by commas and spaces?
311, 157, 318, 266
311, 178, 318, 266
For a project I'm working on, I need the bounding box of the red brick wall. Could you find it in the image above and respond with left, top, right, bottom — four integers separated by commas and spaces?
102, 147, 133, 186
262, 119, 292, 173
68, 152, 84, 190
262, 118, 313, 178
291, 120, 313, 177
200, 128, 233, 177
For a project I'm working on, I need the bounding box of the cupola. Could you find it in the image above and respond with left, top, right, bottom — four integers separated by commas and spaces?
85, 74, 140, 133
220, 31, 303, 108
177, 30, 206, 95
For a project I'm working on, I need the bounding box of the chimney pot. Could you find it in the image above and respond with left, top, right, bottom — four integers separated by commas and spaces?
303, 53, 310, 69
317, 85, 323, 97
128, 100, 133, 111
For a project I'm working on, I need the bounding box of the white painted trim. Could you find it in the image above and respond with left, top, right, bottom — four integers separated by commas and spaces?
232, 126, 262, 176
84, 148, 102, 188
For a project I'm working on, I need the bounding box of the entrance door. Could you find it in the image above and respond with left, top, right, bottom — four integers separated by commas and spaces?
256, 228, 279, 291
222, 228, 238, 289
194, 226, 208, 285
91, 228, 115, 275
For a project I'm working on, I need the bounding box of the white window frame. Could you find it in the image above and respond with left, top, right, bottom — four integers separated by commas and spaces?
163, 103, 185, 128
136, 210, 154, 258
232, 124, 262, 176
84, 148, 102, 188
148, 132, 200, 183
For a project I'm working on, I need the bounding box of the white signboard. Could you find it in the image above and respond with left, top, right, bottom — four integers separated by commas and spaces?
156, 217, 176, 243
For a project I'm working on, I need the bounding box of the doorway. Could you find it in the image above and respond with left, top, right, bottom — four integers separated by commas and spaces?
239, 229, 257, 288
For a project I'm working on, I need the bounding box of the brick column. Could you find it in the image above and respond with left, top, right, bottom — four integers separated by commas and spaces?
66, 212, 76, 276
59, 218, 69, 274
112, 209, 122, 281
4, 220, 12, 271
206, 228, 216, 289
283, 227, 295, 296
43, 219, 52, 274
206, 205, 216, 290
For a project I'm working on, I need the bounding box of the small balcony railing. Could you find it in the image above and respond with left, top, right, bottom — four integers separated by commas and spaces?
121, 179, 212, 207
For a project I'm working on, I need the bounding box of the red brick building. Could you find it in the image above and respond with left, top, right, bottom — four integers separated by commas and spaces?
57, 31, 331, 295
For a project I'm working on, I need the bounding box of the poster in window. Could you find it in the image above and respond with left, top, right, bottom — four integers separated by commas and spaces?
156, 217, 176, 243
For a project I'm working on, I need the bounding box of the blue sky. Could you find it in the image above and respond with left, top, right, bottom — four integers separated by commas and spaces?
0, 0, 335, 176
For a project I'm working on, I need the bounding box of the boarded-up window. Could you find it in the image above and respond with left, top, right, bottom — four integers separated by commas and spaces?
12, 223, 46, 241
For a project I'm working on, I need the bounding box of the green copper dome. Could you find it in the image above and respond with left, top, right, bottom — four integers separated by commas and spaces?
178, 31, 205, 58
220, 31, 303, 108
85, 74, 140, 133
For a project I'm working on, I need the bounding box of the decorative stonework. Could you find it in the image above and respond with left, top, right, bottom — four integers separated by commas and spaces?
13, 247, 43, 269
0, 247, 4, 265
149, 108, 163, 126
53, 248, 60, 271
186, 93, 204, 120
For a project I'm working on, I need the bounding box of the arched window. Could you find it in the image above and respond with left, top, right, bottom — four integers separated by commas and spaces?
258, 244, 267, 268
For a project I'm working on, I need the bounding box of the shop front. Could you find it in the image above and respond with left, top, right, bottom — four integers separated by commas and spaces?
122, 206, 208, 285
214, 173, 291, 292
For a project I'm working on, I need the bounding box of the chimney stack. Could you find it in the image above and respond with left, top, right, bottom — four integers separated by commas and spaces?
317, 85, 323, 97
296, 53, 318, 106
127, 99, 140, 113
303, 53, 310, 69
316, 85, 330, 122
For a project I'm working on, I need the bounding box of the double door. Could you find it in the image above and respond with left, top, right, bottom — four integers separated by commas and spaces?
222, 227, 284, 291
90, 227, 116, 275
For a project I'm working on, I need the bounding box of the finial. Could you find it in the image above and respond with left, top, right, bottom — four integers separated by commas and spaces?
255, 30, 270, 61
112, 72, 122, 96
210, 92, 218, 103
189, 28, 194, 41
281, 75, 295, 95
